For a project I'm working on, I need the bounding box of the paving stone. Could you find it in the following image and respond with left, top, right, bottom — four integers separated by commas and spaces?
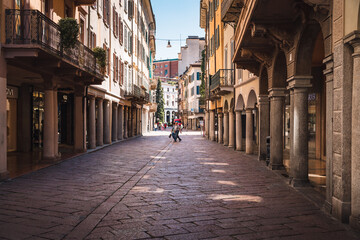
0, 131, 358, 239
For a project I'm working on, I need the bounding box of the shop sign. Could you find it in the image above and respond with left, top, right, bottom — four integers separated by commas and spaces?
6, 86, 18, 99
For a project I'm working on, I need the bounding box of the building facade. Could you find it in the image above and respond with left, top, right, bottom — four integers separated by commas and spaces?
178, 63, 204, 130
178, 36, 205, 76
153, 58, 178, 79
201, 0, 360, 230
0, 0, 156, 179
161, 78, 178, 124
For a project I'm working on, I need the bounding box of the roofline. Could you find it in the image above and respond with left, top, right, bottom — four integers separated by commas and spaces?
154, 58, 179, 63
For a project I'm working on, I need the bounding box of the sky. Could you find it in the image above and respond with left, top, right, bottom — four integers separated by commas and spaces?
151, 0, 205, 60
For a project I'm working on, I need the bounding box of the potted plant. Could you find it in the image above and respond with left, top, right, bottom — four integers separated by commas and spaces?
58, 18, 79, 50
93, 47, 106, 74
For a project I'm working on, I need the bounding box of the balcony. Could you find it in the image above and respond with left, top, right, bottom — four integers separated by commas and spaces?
125, 85, 149, 104
210, 69, 234, 96
222, 0, 244, 23
73, 0, 96, 5
4, 9, 103, 84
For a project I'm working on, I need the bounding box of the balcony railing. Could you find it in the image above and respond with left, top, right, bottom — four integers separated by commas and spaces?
5, 9, 103, 78
210, 69, 234, 92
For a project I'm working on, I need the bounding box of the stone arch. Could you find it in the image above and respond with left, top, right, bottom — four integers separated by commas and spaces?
224, 100, 229, 112
271, 50, 287, 88
295, 21, 323, 76
247, 90, 257, 109
235, 94, 245, 111
259, 65, 269, 95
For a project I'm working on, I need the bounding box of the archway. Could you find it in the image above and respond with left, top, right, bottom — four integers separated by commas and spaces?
268, 50, 288, 170
295, 21, 326, 191
245, 90, 258, 154
258, 66, 270, 160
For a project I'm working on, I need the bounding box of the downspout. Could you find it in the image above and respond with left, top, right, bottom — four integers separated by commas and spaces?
233, 25, 236, 150
214, 2, 218, 142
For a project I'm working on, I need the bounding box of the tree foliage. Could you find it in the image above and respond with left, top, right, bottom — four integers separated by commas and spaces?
155, 79, 165, 123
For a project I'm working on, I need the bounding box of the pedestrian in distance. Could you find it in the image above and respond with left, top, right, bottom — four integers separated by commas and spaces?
170, 122, 182, 142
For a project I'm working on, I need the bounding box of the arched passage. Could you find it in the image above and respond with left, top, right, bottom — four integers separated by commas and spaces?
269, 50, 288, 170
258, 66, 270, 160
245, 90, 258, 154
290, 21, 327, 190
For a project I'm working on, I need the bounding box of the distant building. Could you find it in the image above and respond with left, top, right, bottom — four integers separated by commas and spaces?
161, 78, 178, 124
178, 63, 203, 130
178, 36, 205, 75
153, 59, 179, 78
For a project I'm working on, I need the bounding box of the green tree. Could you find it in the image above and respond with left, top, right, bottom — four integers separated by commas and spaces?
155, 79, 165, 123
199, 49, 206, 105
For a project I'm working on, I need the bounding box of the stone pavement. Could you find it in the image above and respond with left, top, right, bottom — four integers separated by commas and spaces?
0, 130, 359, 240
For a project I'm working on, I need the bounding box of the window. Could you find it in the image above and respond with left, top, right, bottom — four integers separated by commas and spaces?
124, 27, 128, 50
191, 73, 194, 82
191, 87, 194, 96
215, 26, 220, 49
89, 31, 96, 49
124, 65, 128, 87
172, 101, 174, 106
165, 64, 168, 67
119, 59, 123, 85
79, 18, 85, 43
197, 72, 200, 80
103, 0, 110, 25
103, 44, 109, 75
197, 86, 200, 95
119, 17, 123, 45
166, 100, 169, 106
165, 70, 168, 75
167, 88, 169, 92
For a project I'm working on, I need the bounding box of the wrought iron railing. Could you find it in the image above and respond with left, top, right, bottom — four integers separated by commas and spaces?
210, 69, 234, 91
5, 9, 103, 77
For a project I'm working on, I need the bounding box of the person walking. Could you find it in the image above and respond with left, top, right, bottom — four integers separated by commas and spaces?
171, 122, 182, 142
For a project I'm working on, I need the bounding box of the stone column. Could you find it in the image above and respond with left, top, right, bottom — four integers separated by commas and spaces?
74, 88, 86, 152
205, 111, 209, 138
88, 96, 96, 149
43, 82, 57, 159
218, 113, 223, 144
323, 55, 334, 214
103, 100, 111, 144
269, 88, 285, 170
0, 57, 8, 179
112, 102, 118, 142
347, 34, 360, 230
128, 107, 133, 137
96, 98, 103, 146
245, 108, 254, 154
209, 110, 215, 141
258, 95, 270, 160
124, 106, 128, 139
118, 105, 123, 140
235, 111, 244, 151
223, 111, 229, 146
287, 76, 312, 186
229, 110, 235, 148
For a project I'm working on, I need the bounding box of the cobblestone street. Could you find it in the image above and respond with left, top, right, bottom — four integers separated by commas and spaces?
0, 131, 358, 240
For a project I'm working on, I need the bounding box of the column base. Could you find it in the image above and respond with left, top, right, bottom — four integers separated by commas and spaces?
258, 154, 266, 161
323, 200, 332, 214
223, 143, 228, 146
290, 178, 310, 187
268, 163, 285, 170
228, 145, 234, 148
350, 215, 360, 230
332, 197, 351, 223
0, 171, 9, 181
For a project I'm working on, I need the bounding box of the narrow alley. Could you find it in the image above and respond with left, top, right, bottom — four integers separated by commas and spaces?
0, 131, 358, 240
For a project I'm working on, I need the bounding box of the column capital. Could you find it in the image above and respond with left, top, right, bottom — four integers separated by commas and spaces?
286, 75, 312, 90
268, 88, 286, 98
344, 30, 360, 57
258, 95, 269, 104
